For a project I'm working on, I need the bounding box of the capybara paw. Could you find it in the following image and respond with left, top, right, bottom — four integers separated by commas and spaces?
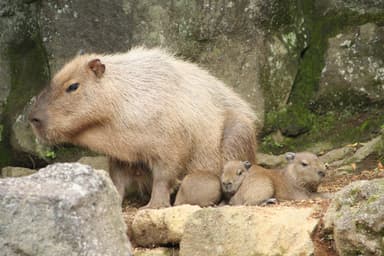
261, 198, 278, 206
140, 201, 171, 209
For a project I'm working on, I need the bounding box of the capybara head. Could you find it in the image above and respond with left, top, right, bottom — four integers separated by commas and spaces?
285, 152, 327, 192
221, 160, 252, 195
29, 55, 109, 144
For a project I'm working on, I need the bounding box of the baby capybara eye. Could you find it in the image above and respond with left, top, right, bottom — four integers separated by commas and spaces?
66, 83, 79, 93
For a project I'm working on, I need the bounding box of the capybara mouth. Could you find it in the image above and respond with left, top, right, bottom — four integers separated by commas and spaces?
222, 184, 235, 194
305, 182, 320, 193
29, 124, 56, 146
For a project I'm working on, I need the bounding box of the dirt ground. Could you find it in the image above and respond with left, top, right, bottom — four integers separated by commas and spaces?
122, 162, 384, 255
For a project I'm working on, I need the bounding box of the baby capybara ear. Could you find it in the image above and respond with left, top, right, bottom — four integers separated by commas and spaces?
88, 59, 105, 78
243, 161, 252, 170
285, 152, 296, 162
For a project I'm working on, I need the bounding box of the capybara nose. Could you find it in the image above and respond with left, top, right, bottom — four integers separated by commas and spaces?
222, 182, 232, 191
318, 171, 325, 178
29, 114, 43, 129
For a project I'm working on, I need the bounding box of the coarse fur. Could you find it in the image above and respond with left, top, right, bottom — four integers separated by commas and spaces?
174, 171, 222, 207
221, 152, 330, 206
29, 47, 258, 208
108, 158, 152, 203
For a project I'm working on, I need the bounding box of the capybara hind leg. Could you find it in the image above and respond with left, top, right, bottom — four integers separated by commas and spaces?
243, 177, 274, 206
222, 115, 257, 163
174, 172, 221, 207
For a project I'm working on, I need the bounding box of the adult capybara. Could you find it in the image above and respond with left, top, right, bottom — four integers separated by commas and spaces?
221, 152, 330, 205
29, 47, 258, 208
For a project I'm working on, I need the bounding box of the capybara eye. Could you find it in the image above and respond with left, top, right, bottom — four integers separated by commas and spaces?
66, 83, 79, 93
236, 169, 243, 176
301, 161, 308, 167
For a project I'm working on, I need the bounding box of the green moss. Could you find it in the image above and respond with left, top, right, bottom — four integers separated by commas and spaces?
261, 107, 384, 154
350, 187, 361, 197
0, 35, 50, 168
261, 0, 384, 154
367, 194, 380, 204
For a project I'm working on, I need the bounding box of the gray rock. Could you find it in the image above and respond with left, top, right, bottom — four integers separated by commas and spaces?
324, 178, 384, 255
317, 0, 384, 15
0, 0, 50, 165
38, 0, 133, 72
256, 152, 287, 168
10, 100, 54, 160
125, 0, 309, 128
0, 56, 10, 120
180, 206, 318, 256
317, 23, 384, 111
319, 145, 355, 166
1, 166, 36, 177
343, 135, 383, 165
78, 155, 109, 172
0, 163, 132, 256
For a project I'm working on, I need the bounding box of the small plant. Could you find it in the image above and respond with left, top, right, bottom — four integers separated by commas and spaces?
44, 150, 56, 159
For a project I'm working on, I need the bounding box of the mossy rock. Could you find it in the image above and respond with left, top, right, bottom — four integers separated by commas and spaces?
324, 179, 384, 255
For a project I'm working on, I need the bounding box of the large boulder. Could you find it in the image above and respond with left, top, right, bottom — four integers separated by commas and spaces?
0, 0, 38, 119
38, 0, 133, 72
0, 163, 132, 256
0, 0, 50, 167
179, 206, 318, 256
126, 0, 309, 126
316, 23, 384, 111
10, 100, 54, 161
316, 0, 384, 15
324, 178, 384, 255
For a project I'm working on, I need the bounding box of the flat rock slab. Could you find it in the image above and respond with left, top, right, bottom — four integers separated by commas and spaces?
180, 206, 318, 256
134, 247, 179, 256
1, 166, 36, 177
131, 205, 201, 247
0, 163, 132, 256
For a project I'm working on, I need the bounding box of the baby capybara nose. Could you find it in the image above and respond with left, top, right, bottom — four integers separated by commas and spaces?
318, 171, 326, 178
222, 181, 232, 191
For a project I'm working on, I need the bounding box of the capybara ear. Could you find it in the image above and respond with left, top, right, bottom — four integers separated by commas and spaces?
88, 59, 105, 78
285, 152, 296, 162
243, 161, 252, 170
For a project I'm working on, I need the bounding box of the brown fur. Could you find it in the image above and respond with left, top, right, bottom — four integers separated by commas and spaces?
221, 152, 330, 206
108, 158, 152, 203
174, 171, 221, 207
29, 47, 258, 208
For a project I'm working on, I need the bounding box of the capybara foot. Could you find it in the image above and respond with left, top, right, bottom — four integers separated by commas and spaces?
261, 198, 278, 206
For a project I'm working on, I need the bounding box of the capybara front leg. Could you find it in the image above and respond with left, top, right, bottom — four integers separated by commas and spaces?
142, 165, 173, 208
142, 180, 171, 209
